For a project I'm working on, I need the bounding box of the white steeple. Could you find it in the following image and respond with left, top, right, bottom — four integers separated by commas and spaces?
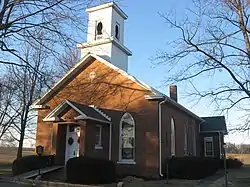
77, 2, 132, 72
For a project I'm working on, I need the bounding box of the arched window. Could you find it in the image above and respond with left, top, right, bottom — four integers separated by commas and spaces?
115, 24, 119, 40
119, 113, 135, 162
184, 123, 187, 155
97, 22, 103, 35
171, 117, 176, 156
187, 125, 194, 155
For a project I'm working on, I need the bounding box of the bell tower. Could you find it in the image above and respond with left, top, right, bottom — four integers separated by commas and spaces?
77, 2, 132, 72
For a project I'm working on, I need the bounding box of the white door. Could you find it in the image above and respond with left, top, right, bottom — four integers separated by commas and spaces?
65, 125, 80, 164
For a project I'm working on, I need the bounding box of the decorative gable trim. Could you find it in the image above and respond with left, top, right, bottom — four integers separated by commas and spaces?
75, 115, 111, 124
33, 53, 164, 108
43, 100, 86, 122
43, 100, 111, 124
89, 105, 111, 121
33, 53, 94, 108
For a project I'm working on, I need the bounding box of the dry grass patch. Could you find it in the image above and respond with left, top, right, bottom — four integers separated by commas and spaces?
0, 147, 35, 166
227, 154, 250, 165
0, 147, 35, 176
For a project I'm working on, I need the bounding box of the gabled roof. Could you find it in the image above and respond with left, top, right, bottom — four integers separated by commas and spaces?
145, 95, 203, 121
32, 53, 164, 107
32, 53, 203, 122
200, 116, 228, 134
43, 100, 111, 124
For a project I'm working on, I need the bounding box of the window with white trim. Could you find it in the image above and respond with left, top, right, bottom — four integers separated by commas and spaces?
184, 124, 188, 155
119, 113, 135, 162
95, 125, 102, 149
171, 117, 176, 156
204, 137, 214, 157
187, 125, 194, 155
95, 21, 103, 40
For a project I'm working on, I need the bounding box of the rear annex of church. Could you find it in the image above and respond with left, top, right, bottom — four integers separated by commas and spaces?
33, 2, 227, 178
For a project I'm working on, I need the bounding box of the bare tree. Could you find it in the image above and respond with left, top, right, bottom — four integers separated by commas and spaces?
0, 0, 107, 70
0, 29, 56, 158
12, 38, 55, 158
56, 48, 79, 78
0, 74, 19, 141
155, 0, 250, 129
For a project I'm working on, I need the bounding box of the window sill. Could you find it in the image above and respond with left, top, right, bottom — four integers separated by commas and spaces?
117, 160, 136, 165
95, 146, 103, 150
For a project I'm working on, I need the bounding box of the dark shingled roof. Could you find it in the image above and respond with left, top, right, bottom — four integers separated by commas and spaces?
201, 116, 227, 134
69, 101, 109, 122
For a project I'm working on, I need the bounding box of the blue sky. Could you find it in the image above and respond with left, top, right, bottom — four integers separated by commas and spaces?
20, 0, 248, 147
107, 0, 250, 144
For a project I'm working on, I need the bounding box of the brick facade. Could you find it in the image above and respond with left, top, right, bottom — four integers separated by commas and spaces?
35, 58, 200, 178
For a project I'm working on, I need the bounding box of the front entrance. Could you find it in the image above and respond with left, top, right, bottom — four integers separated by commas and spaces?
65, 125, 80, 164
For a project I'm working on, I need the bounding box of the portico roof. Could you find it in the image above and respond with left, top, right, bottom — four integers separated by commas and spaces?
43, 100, 111, 124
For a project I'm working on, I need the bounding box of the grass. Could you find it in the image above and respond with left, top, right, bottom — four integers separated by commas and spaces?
227, 153, 250, 165
0, 147, 35, 176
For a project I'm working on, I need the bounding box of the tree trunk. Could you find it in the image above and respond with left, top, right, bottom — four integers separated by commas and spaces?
17, 129, 25, 159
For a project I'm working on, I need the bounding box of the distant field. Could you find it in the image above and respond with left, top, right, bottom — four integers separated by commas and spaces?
227, 153, 250, 165
0, 147, 35, 166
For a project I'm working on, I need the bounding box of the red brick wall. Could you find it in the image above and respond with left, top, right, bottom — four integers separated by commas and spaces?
84, 121, 110, 160
161, 103, 198, 160
36, 59, 200, 178
36, 59, 159, 178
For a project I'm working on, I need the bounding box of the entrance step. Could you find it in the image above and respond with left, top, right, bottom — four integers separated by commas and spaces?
14, 165, 64, 180
42, 167, 66, 182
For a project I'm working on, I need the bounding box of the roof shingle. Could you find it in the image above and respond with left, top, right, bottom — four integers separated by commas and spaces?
201, 116, 227, 134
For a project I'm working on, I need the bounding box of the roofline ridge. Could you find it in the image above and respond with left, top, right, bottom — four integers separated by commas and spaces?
89, 105, 111, 121
32, 53, 163, 107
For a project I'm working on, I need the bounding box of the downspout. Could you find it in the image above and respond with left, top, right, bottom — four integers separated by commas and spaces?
218, 132, 222, 159
198, 120, 206, 156
109, 123, 112, 160
159, 97, 168, 177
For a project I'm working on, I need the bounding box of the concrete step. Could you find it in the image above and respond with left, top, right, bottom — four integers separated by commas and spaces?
14, 165, 64, 180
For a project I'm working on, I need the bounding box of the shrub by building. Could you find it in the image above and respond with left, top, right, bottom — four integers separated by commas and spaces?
162, 156, 221, 180
66, 156, 116, 185
220, 158, 243, 169
162, 156, 243, 180
12, 155, 54, 175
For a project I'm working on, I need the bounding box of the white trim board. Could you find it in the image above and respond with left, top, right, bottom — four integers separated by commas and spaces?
86, 2, 128, 20
95, 125, 102, 148
33, 53, 163, 107
204, 137, 214, 157
43, 100, 86, 122
43, 100, 111, 124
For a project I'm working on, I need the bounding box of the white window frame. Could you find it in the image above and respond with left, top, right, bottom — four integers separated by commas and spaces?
184, 123, 188, 156
118, 113, 136, 165
204, 137, 214, 157
95, 125, 102, 149
192, 124, 197, 156
95, 21, 103, 40
171, 117, 176, 156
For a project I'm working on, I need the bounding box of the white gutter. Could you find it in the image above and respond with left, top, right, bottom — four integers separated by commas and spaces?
218, 132, 222, 159
145, 95, 202, 121
159, 98, 168, 177
146, 94, 204, 177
